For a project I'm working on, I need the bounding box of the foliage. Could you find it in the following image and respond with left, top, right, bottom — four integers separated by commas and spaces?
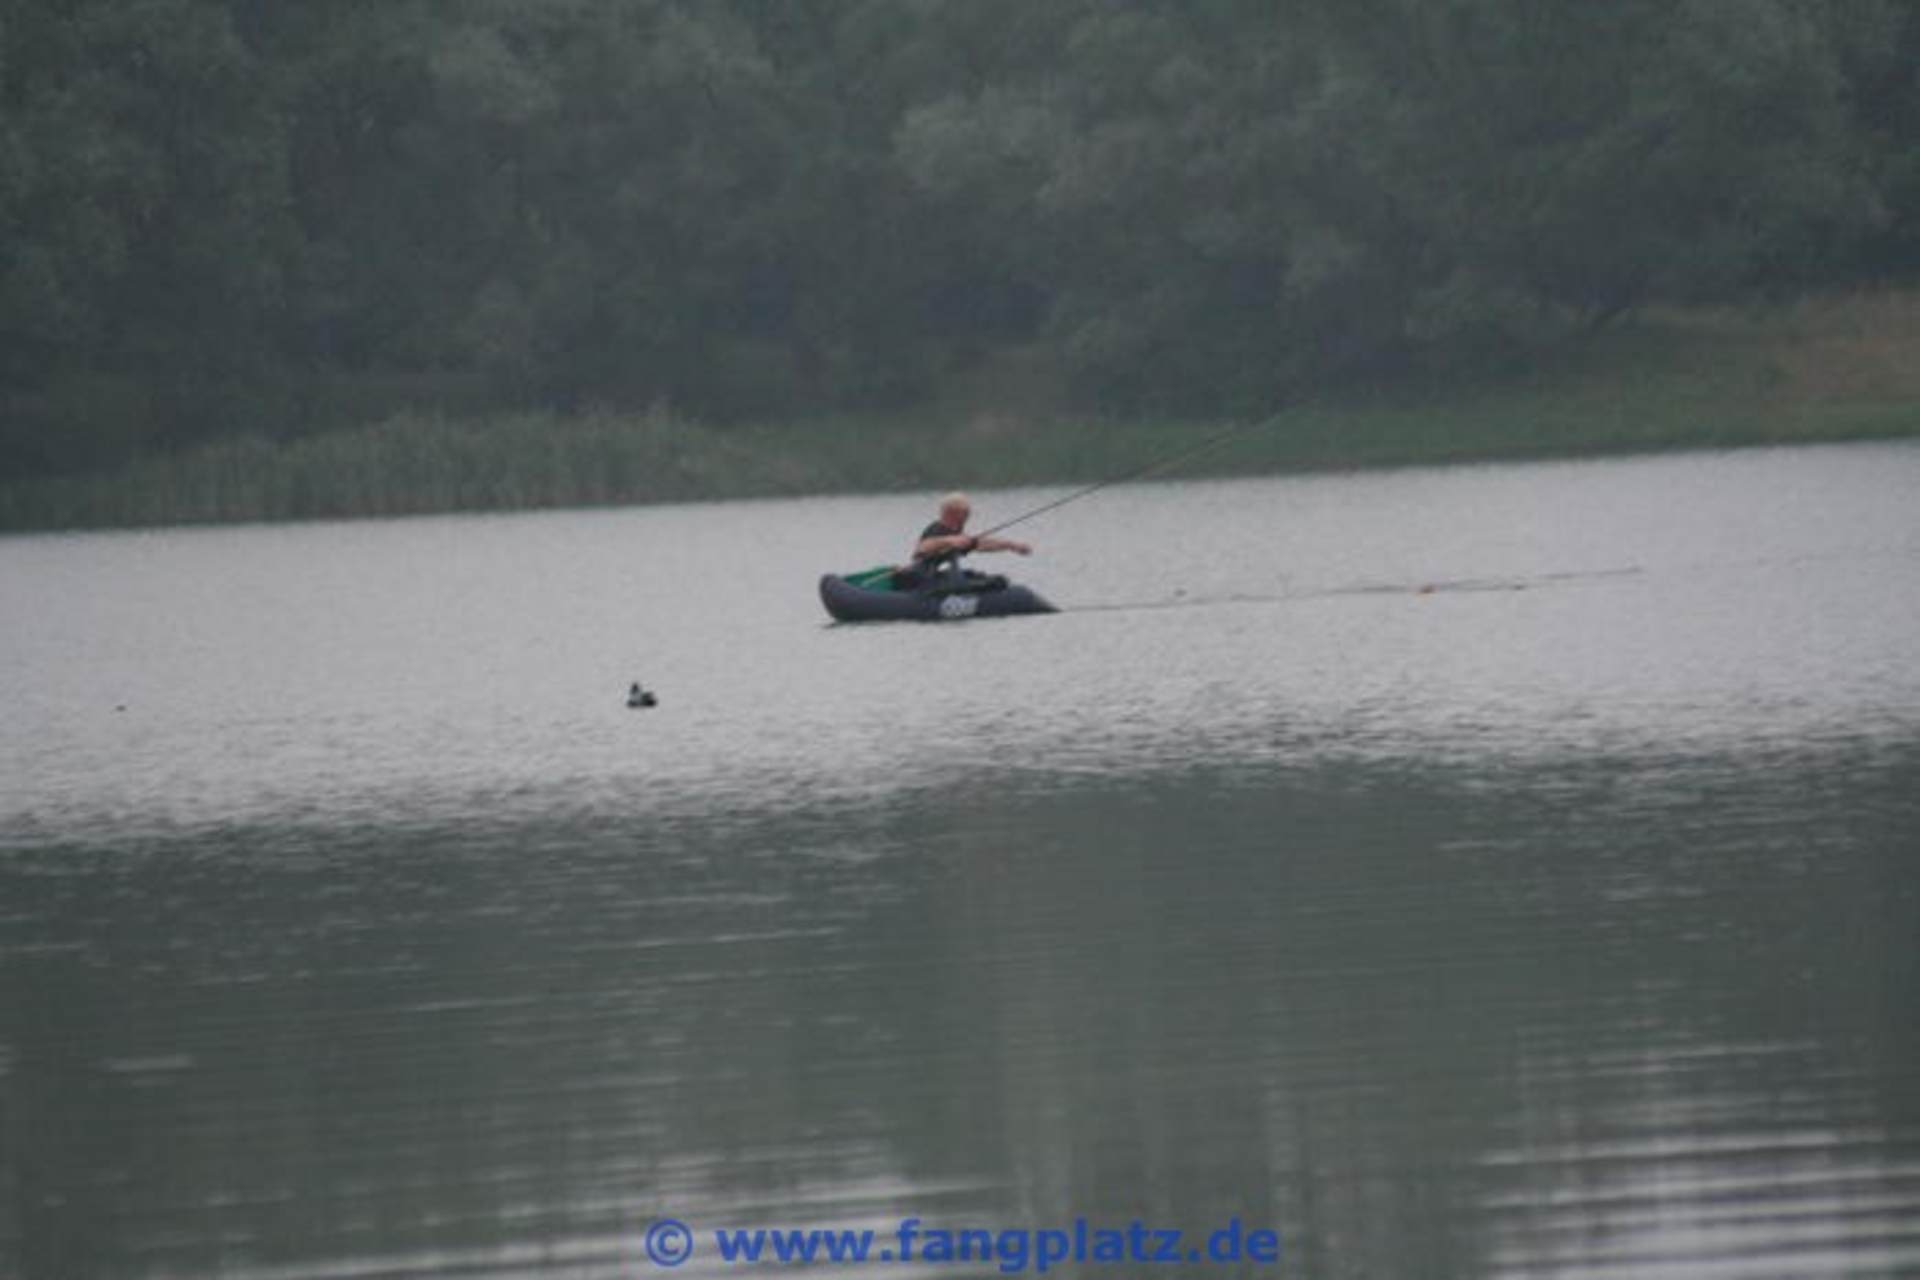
6, 288, 1917, 532
2, 0, 1917, 478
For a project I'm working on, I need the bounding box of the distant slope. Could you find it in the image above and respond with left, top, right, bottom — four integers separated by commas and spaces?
4, 293, 1917, 533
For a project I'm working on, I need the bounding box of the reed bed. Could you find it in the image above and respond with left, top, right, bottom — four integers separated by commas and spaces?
5, 295, 1917, 533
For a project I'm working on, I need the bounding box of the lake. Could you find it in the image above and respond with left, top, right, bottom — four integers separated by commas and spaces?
2, 441, 1918, 1279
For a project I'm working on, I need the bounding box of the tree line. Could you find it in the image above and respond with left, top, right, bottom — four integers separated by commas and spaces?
4, 0, 1917, 477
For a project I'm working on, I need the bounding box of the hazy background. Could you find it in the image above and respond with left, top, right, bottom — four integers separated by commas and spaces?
5, 0, 1919, 485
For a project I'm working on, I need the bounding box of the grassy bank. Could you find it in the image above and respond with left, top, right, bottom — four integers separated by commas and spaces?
5, 292, 1918, 533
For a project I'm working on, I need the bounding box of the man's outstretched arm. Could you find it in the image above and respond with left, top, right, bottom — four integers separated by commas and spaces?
913, 532, 1033, 560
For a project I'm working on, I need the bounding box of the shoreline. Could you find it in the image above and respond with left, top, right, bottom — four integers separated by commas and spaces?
6, 296, 1918, 534
4, 405, 1914, 536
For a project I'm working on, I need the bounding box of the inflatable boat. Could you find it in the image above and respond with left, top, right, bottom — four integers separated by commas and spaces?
819, 567, 1057, 623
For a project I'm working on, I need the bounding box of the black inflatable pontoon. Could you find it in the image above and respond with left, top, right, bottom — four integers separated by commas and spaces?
819, 568, 1057, 623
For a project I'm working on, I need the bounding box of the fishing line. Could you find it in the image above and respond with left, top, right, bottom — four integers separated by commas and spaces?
1064, 566, 1646, 615
976, 418, 1273, 538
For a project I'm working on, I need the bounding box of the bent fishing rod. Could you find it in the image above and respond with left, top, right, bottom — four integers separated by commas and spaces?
975, 417, 1274, 539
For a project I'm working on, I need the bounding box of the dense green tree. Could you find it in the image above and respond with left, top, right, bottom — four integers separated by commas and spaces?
2, 0, 292, 467
2, 0, 1915, 476
1831, 0, 1920, 280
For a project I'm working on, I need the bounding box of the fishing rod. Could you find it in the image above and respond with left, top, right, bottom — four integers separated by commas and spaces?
830, 416, 1279, 609
976, 417, 1273, 538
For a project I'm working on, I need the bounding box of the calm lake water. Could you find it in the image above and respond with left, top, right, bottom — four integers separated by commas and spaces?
2, 441, 1918, 1279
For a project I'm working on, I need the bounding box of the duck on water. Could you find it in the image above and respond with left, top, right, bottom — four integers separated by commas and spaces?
819, 492, 1056, 623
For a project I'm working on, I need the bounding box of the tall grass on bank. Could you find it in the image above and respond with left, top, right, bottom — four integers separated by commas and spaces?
0, 408, 738, 531
5, 293, 1919, 533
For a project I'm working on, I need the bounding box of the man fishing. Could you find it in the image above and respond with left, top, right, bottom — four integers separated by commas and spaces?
897, 492, 1031, 589
824, 426, 1255, 619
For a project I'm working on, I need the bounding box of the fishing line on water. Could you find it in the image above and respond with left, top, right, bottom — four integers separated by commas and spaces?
1064, 566, 1645, 615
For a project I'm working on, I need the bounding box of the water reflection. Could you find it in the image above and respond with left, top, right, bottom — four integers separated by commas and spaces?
4, 742, 1916, 1278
